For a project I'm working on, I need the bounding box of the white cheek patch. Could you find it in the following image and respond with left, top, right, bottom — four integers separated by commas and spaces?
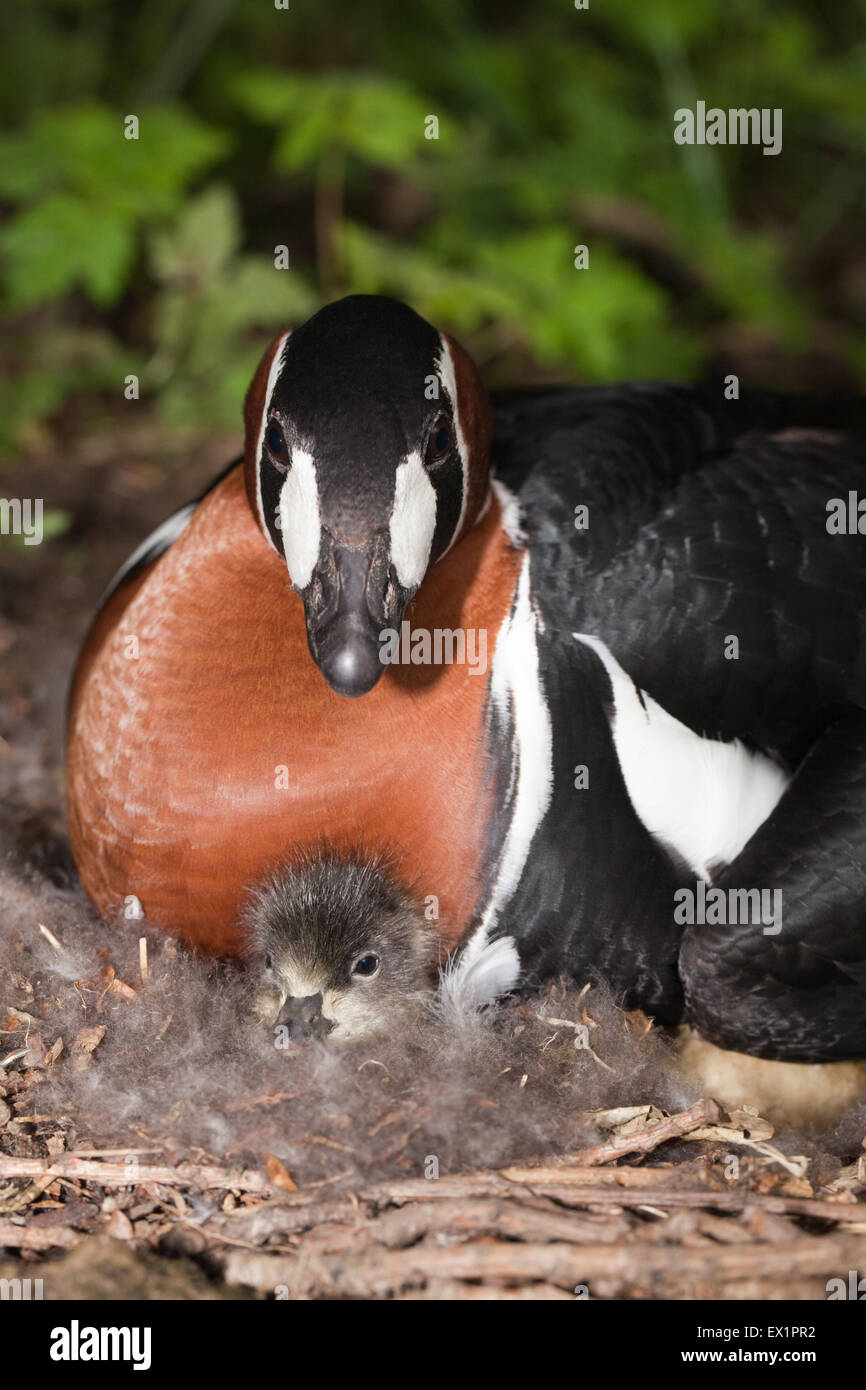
389, 450, 437, 589
435, 335, 469, 553
574, 634, 790, 879
255, 331, 291, 552
279, 448, 322, 590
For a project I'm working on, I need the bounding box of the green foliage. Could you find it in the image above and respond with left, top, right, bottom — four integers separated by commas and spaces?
341, 222, 698, 379
0, 0, 862, 458
0, 325, 132, 454
148, 184, 315, 426
233, 70, 451, 174
0, 103, 227, 310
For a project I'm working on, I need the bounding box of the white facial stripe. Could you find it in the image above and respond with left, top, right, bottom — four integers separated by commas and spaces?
389, 450, 437, 589
279, 448, 322, 590
435, 335, 469, 555
255, 331, 291, 552
573, 634, 790, 879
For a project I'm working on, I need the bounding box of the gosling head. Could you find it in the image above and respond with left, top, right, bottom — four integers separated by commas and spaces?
244, 849, 440, 1043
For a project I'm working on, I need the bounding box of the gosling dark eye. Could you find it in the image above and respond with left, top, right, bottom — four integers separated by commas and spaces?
266, 423, 286, 457
264, 953, 273, 970
352, 953, 380, 979
426, 418, 452, 465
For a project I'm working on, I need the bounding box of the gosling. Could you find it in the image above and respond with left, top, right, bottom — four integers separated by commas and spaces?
244, 849, 440, 1043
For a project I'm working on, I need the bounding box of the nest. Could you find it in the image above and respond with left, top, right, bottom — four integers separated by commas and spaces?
2, 901, 866, 1300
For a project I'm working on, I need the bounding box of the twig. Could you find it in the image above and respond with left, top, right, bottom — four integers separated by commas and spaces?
0, 1048, 29, 1068
63, 1148, 166, 1158
503, 1182, 864, 1225
209, 1169, 864, 1234
0, 1143, 857, 1227
403, 1281, 574, 1301
557, 1098, 721, 1166
0, 1155, 270, 1192
219, 1231, 866, 1299
0, 1174, 57, 1213
38, 922, 65, 953
226, 1092, 299, 1113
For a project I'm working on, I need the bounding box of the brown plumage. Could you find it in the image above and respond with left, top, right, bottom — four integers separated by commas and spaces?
66, 467, 520, 955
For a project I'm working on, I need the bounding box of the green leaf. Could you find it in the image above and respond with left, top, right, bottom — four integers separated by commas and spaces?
339, 221, 514, 330
233, 70, 448, 172
1, 193, 135, 309
0, 104, 227, 218
151, 184, 241, 285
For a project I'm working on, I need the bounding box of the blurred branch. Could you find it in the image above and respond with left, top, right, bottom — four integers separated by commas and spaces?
649, 25, 727, 216
315, 146, 346, 300
138, 0, 237, 102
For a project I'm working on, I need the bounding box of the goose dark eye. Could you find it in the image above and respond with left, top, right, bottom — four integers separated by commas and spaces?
426, 418, 452, 464
267, 423, 285, 456
352, 953, 380, 979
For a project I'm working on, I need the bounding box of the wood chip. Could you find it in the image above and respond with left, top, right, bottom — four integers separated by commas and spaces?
588, 1104, 665, 1136
0, 1218, 80, 1250
104, 1208, 135, 1240
71, 1025, 107, 1073
109, 978, 137, 1000
264, 1154, 298, 1192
